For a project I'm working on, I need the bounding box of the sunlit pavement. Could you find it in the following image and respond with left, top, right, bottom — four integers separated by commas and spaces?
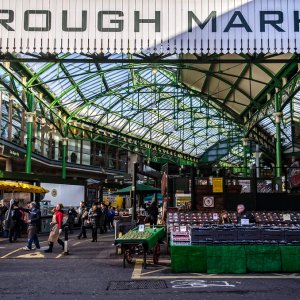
0, 231, 299, 300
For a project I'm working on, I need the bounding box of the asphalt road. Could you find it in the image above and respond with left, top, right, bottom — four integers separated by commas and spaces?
0, 231, 299, 300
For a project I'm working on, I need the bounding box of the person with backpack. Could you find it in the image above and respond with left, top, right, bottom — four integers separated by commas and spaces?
20, 202, 41, 251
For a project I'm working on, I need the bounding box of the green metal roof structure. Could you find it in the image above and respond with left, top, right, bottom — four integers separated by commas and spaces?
0, 51, 299, 167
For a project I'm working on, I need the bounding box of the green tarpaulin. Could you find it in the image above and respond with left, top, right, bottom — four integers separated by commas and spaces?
245, 245, 281, 272
171, 246, 207, 273
171, 245, 300, 274
280, 246, 300, 272
207, 245, 246, 274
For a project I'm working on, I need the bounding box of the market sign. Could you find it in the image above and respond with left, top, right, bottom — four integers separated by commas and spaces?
212, 178, 223, 193
0, 143, 25, 159
1, 0, 300, 54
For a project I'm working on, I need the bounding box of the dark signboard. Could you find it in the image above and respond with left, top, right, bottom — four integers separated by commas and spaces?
0, 143, 25, 159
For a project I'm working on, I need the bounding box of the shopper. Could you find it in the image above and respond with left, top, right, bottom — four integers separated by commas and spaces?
20, 202, 41, 251
218, 210, 232, 224
44, 203, 64, 253
236, 204, 256, 224
8, 202, 22, 243
0, 200, 8, 236
107, 207, 115, 230
66, 207, 77, 234
88, 204, 100, 242
98, 202, 107, 234
78, 205, 89, 239
147, 200, 159, 226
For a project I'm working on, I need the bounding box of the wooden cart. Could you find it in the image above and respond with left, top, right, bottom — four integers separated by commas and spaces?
115, 227, 166, 269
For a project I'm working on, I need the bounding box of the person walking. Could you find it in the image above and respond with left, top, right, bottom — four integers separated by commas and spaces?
44, 203, 64, 253
20, 202, 41, 251
66, 207, 77, 234
88, 204, 100, 242
0, 200, 8, 236
107, 207, 115, 231
78, 204, 89, 239
8, 202, 22, 243
99, 202, 107, 234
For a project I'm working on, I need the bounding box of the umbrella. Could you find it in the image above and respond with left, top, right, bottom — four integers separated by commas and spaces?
0, 181, 49, 194
114, 183, 160, 195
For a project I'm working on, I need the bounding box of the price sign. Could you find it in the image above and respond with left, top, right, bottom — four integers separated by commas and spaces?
138, 224, 145, 232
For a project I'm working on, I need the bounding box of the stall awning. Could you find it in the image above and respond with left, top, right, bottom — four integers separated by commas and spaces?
0, 181, 49, 194
115, 184, 160, 195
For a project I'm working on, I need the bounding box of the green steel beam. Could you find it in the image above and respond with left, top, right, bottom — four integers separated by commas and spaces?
25, 92, 34, 174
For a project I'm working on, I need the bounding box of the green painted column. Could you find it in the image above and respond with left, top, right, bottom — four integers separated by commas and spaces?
62, 138, 68, 179
25, 93, 34, 174
274, 90, 283, 180
242, 138, 249, 177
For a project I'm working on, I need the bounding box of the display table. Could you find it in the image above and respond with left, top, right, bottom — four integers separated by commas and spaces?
171, 245, 300, 273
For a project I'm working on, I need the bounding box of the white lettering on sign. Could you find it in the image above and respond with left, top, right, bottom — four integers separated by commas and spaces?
0, 0, 299, 54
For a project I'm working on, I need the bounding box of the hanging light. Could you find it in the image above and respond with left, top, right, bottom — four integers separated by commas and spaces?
152, 66, 158, 74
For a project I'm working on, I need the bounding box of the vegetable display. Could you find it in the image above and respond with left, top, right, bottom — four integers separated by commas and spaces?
118, 231, 152, 240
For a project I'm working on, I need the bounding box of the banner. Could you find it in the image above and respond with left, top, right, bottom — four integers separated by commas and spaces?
212, 178, 223, 193
0, 0, 299, 54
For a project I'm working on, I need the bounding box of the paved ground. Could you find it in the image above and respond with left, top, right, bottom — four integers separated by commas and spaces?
0, 230, 300, 300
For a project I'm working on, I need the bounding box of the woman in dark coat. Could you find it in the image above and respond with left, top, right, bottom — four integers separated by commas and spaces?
88, 204, 100, 242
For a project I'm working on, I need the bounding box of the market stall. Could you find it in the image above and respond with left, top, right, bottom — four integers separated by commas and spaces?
168, 211, 300, 273
115, 226, 166, 268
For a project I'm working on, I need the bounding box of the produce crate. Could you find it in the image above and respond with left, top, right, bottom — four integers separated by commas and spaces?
115, 227, 165, 250
237, 227, 261, 242
260, 228, 285, 243
284, 228, 300, 244
214, 228, 238, 242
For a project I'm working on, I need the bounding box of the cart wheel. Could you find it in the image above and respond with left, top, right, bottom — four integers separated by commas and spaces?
153, 243, 160, 264
125, 249, 134, 264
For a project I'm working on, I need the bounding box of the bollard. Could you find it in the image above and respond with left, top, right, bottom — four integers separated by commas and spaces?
64, 226, 69, 255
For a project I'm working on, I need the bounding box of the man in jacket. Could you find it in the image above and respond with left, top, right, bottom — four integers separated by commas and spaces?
78, 202, 88, 239
20, 202, 41, 250
236, 204, 256, 225
8, 202, 22, 243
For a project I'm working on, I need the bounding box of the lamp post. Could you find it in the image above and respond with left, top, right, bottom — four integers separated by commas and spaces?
274, 88, 283, 191
131, 162, 138, 222
25, 92, 34, 174
242, 137, 249, 177
62, 137, 68, 180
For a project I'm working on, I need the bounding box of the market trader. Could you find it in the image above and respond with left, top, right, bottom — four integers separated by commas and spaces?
20, 202, 41, 251
236, 204, 256, 225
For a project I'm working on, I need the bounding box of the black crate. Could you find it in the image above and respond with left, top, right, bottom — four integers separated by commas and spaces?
214, 228, 238, 241
237, 228, 261, 241
191, 228, 215, 242
284, 229, 300, 243
261, 228, 285, 242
